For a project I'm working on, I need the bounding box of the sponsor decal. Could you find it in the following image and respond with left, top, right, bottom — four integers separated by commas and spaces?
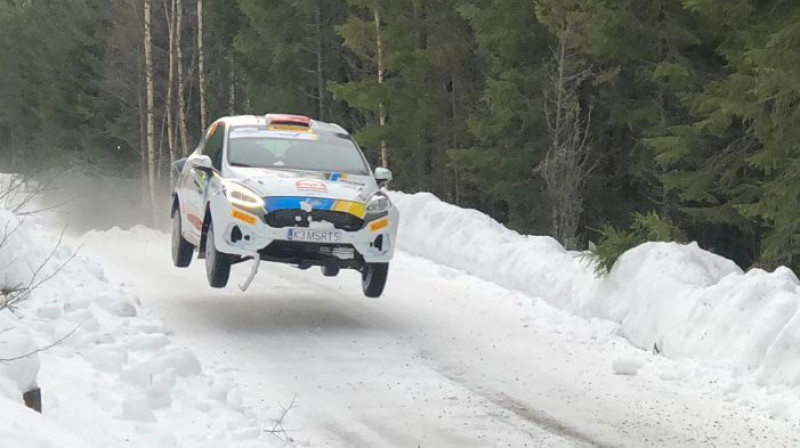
369, 218, 389, 232
231, 209, 257, 226
333, 200, 366, 218
328, 172, 365, 187
229, 129, 318, 141
268, 124, 311, 132
187, 213, 203, 230
263, 197, 366, 219
296, 179, 328, 193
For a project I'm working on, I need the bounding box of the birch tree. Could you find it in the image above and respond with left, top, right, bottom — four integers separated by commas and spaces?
373, 2, 387, 168
197, 0, 207, 130
165, 0, 177, 181
176, 0, 190, 154
143, 0, 157, 219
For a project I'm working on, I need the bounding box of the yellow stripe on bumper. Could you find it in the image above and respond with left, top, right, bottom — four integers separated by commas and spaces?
332, 200, 366, 219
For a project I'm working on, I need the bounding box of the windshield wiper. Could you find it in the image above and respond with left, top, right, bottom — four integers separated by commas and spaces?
229, 162, 254, 167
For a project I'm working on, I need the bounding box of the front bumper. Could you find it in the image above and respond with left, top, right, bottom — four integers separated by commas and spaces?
207, 193, 398, 267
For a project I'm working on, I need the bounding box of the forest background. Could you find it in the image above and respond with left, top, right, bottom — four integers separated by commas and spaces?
2, 0, 799, 272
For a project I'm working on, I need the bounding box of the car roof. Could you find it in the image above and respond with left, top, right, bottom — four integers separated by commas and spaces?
217, 114, 349, 135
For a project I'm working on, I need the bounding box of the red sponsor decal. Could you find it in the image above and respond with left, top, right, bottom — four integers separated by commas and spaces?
296, 179, 327, 193
187, 213, 203, 230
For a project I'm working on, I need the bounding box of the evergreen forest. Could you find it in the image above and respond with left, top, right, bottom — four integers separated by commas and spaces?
2, 0, 800, 272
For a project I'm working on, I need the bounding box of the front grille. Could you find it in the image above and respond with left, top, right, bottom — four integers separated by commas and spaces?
265, 209, 364, 231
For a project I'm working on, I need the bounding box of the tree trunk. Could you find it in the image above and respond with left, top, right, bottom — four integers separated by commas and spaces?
228, 51, 236, 115
176, 0, 190, 155
165, 0, 177, 185
373, 4, 387, 168
539, 23, 593, 250
197, 0, 207, 130
315, 2, 324, 120
144, 0, 157, 224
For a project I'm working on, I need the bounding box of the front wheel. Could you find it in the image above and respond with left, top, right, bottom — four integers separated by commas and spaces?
362, 263, 389, 298
205, 222, 232, 288
171, 208, 193, 268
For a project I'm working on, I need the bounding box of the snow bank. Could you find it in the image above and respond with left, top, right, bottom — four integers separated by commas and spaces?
0, 207, 41, 399
391, 191, 800, 388
0, 179, 278, 446
0, 396, 98, 448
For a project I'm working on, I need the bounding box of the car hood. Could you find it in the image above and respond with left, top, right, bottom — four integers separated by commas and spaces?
227, 166, 378, 204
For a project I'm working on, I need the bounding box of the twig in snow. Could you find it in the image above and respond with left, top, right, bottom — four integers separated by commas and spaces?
0, 225, 82, 313
0, 324, 81, 363
264, 394, 298, 442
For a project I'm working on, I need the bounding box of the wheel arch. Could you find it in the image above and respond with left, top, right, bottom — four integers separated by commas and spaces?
198, 205, 213, 258
170, 193, 180, 216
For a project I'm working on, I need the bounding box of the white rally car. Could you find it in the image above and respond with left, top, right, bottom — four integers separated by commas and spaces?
170, 114, 398, 298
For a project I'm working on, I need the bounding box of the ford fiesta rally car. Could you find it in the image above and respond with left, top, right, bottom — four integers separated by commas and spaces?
170, 114, 398, 298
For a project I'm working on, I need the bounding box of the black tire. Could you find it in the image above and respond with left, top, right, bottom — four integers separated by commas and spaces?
322, 265, 340, 277
171, 208, 194, 268
205, 222, 232, 288
362, 263, 389, 298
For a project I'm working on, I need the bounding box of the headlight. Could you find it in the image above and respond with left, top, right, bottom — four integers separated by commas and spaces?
223, 181, 264, 211
365, 193, 390, 218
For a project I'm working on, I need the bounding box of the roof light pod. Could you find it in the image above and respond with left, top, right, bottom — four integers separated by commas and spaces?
265, 114, 311, 128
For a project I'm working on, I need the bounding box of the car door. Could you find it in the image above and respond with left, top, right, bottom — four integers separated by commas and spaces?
182, 122, 225, 241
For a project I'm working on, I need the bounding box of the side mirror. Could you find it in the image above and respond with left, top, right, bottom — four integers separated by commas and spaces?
172, 157, 187, 174
374, 167, 392, 186
194, 155, 215, 173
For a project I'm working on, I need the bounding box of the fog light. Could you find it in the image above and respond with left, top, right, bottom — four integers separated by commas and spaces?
231, 225, 243, 243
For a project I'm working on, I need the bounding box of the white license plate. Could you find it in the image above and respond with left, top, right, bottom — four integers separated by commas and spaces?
287, 228, 342, 243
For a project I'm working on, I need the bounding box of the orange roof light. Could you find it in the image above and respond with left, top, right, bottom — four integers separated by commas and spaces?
265, 114, 311, 127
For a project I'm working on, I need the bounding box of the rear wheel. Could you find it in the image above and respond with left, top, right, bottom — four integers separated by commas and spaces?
205, 222, 232, 288
322, 265, 340, 277
362, 263, 389, 298
171, 208, 193, 268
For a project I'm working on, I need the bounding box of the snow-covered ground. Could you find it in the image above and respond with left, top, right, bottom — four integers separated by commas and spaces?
5, 181, 800, 446
0, 177, 283, 447
78, 227, 800, 446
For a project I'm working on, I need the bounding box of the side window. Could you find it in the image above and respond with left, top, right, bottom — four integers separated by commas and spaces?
202, 122, 226, 169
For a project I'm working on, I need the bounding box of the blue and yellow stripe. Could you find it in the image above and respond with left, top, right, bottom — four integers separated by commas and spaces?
264, 197, 366, 219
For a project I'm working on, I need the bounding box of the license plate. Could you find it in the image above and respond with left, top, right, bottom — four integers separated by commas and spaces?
287, 228, 342, 243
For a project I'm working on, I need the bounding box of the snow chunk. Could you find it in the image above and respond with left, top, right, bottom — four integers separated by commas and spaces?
121, 396, 157, 422
0, 396, 100, 448
0, 310, 39, 395
612, 358, 643, 376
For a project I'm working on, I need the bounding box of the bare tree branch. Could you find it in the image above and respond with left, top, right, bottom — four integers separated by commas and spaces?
263, 394, 299, 442
0, 325, 81, 363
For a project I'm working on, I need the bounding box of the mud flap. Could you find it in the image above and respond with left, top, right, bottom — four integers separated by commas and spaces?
239, 256, 260, 291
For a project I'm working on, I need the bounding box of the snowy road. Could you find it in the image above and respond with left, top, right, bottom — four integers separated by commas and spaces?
80, 227, 800, 448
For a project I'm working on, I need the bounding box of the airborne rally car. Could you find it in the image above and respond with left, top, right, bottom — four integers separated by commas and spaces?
170, 114, 398, 298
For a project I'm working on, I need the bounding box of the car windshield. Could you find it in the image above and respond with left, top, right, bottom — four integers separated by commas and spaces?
227, 127, 370, 175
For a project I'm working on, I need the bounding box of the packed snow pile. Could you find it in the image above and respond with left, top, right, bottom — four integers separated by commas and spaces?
0, 179, 279, 446
0, 396, 97, 448
0, 309, 39, 400
392, 192, 800, 388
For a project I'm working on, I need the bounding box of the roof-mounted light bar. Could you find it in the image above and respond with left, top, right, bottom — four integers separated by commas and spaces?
265, 114, 311, 128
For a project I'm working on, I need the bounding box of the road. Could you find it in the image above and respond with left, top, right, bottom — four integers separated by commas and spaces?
79, 227, 800, 448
